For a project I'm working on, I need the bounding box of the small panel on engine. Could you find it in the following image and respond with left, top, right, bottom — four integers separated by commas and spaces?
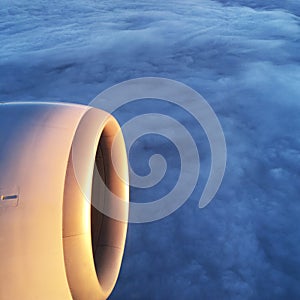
0, 187, 19, 207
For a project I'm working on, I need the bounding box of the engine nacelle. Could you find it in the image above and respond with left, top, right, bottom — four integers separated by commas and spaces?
0, 102, 129, 300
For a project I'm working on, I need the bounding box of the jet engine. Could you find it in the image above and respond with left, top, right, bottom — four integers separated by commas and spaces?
0, 102, 129, 300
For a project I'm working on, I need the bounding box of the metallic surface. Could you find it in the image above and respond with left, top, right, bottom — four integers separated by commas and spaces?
0, 102, 129, 300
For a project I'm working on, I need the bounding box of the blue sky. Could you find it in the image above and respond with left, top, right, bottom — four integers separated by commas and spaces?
1, 0, 300, 299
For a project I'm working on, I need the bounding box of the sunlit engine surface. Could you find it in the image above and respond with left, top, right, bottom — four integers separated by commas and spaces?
0, 102, 129, 300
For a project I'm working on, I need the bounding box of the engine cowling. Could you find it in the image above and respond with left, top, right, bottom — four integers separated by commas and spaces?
0, 102, 129, 300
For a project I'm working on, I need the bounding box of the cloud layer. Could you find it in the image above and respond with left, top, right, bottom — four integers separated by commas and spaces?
1, 0, 300, 299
